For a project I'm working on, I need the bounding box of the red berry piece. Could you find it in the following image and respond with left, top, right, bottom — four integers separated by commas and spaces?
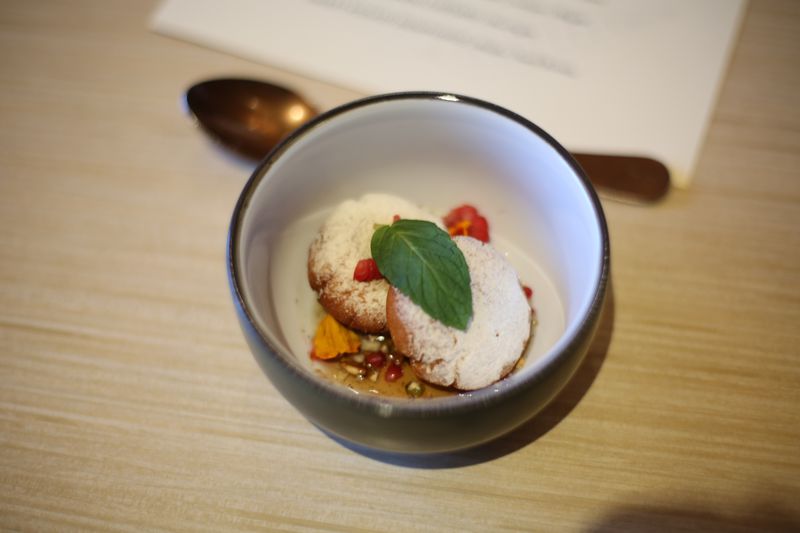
523, 285, 533, 299
353, 258, 383, 281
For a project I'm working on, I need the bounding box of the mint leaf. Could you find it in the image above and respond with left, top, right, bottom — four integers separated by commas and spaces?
371, 219, 472, 330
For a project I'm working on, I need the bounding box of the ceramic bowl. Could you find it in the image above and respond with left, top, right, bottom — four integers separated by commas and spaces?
227, 92, 609, 454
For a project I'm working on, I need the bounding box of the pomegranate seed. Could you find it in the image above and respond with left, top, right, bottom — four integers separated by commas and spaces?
385, 362, 403, 382
365, 352, 386, 368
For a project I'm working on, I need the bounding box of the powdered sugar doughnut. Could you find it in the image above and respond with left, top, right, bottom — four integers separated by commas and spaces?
308, 193, 441, 333
386, 236, 532, 390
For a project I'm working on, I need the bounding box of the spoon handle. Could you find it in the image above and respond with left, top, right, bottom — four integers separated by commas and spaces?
571, 153, 670, 203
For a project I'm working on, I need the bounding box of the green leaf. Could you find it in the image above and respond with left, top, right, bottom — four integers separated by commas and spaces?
371, 219, 472, 331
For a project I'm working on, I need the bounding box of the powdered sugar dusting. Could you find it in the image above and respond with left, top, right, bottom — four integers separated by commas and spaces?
308, 193, 441, 332
394, 236, 532, 390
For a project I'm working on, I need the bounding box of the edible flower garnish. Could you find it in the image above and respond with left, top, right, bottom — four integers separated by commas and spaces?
311, 314, 361, 360
444, 204, 490, 242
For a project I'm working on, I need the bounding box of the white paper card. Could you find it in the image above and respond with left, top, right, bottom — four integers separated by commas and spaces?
151, 0, 746, 187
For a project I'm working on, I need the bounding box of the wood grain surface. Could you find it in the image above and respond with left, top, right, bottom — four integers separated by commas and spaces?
1, 1, 798, 531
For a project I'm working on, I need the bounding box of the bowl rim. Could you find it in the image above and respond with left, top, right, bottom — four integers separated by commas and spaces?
227, 91, 610, 417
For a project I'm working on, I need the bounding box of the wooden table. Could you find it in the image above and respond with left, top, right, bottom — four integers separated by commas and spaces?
2, 1, 798, 530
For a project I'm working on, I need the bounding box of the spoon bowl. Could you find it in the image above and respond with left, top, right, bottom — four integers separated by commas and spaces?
186, 78, 317, 160
186, 78, 669, 202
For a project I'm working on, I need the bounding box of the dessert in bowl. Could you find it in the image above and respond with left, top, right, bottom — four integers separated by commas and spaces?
227, 92, 609, 453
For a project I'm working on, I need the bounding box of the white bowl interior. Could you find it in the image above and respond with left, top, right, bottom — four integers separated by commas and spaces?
235, 95, 604, 386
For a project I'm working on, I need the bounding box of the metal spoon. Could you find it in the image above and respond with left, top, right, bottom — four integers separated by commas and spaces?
186, 78, 669, 202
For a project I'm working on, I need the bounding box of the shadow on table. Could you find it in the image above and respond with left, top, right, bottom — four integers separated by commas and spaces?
585, 500, 800, 533
338, 279, 616, 468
